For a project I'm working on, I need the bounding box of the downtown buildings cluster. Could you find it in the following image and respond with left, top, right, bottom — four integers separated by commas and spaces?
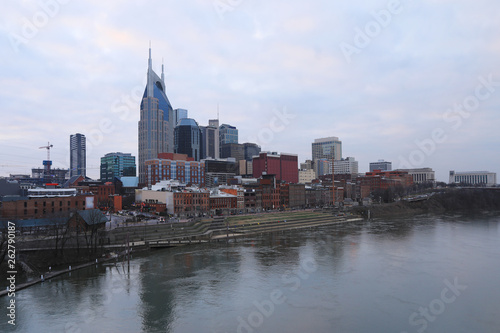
0, 49, 498, 222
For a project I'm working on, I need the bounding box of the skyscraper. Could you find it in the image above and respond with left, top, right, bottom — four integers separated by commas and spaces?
311, 137, 342, 161
70, 133, 86, 177
243, 142, 261, 161
174, 108, 188, 127
138, 48, 175, 183
219, 123, 238, 146
174, 118, 202, 161
200, 119, 219, 159
100, 152, 136, 182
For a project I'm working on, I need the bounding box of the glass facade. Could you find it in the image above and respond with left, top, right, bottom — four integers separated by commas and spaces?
174, 118, 202, 161
219, 124, 238, 145
70, 133, 86, 177
100, 152, 136, 182
138, 48, 175, 183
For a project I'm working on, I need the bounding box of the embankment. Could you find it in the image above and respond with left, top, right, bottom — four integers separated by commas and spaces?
353, 188, 500, 218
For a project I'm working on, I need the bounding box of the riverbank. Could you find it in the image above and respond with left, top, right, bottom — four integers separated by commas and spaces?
1, 210, 363, 292
353, 188, 500, 218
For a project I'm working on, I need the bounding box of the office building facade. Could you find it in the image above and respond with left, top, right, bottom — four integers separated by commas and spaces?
173, 108, 188, 127
100, 152, 136, 182
219, 124, 238, 147
220, 143, 245, 161
145, 153, 205, 187
138, 48, 175, 183
70, 133, 86, 177
174, 118, 202, 161
200, 119, 220, 159
312, 137, 342, 162
370, 160, 392, 172
243, 142, 261, 161
252, 152, 298, 184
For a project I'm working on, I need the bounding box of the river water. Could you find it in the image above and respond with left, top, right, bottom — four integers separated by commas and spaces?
2, 213, 500, 333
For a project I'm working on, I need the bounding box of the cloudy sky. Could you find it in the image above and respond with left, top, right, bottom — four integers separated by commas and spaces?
1, 0, 499, 181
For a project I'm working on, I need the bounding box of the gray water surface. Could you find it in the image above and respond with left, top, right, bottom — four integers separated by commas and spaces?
2, 214, 500, 333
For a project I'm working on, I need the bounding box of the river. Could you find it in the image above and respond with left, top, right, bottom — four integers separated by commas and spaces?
1, 213, 500, 333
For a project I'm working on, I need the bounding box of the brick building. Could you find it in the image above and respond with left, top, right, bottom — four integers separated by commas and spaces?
145, 153, 205, 187
253, 152, 298, 183
1, 193, 95, 220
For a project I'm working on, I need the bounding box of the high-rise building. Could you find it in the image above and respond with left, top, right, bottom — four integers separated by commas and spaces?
174, 108, 188, 127
138, 48, 175, 184
370, 160, 392, 172
243, 143, 261, 161
174, 118, 202, 161
312, 137, 342, 162
100, 152, 136, 182
252, 152, 298, 183
220, 143, 244, 161
200, 119, 219, 159
219, 124, 238, 147
70, 133, 86, 177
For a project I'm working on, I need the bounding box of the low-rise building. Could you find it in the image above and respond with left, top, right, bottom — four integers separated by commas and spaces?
299, 169, 316, 184
397, 168, 435, 184
449, 171, 496, 186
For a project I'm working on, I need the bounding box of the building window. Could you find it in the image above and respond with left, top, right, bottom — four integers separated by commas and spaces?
24, 202, 27, 208
24, 209, 27, 215
51, 201, 54, 207
68, 201, 71, 206
43, 201, 46, 207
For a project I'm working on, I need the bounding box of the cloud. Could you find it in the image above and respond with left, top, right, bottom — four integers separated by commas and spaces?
0, 0, 499, 182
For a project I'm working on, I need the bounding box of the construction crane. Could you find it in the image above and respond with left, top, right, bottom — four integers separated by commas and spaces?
39, 142, 53, 160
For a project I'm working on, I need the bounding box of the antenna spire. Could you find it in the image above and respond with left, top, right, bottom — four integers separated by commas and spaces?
148, 41, 152, 69
161, 57, 165, 82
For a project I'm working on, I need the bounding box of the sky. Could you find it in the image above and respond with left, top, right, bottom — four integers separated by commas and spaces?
0, 0, 499, 182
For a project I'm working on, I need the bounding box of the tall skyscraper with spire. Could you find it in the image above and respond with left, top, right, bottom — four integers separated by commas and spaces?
138, 47, 175, 183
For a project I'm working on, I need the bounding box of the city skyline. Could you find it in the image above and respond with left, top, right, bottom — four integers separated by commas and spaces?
1, 1, 499, 182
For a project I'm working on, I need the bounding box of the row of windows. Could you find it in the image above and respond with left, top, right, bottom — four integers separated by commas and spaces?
24, 206, 86, 215
25, 200, 85, 208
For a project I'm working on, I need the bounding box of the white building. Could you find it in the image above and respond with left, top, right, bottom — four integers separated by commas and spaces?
314, 157, 358, 177
397, 168, 435, 184
334, 157, 358, 176
449, 171, 496, 186
299, 169, 316, 184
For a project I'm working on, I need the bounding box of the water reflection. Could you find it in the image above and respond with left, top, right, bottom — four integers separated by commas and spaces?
1, 214, 500, 333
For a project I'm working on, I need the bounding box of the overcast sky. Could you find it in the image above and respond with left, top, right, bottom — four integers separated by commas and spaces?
1, 0, 499, 182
